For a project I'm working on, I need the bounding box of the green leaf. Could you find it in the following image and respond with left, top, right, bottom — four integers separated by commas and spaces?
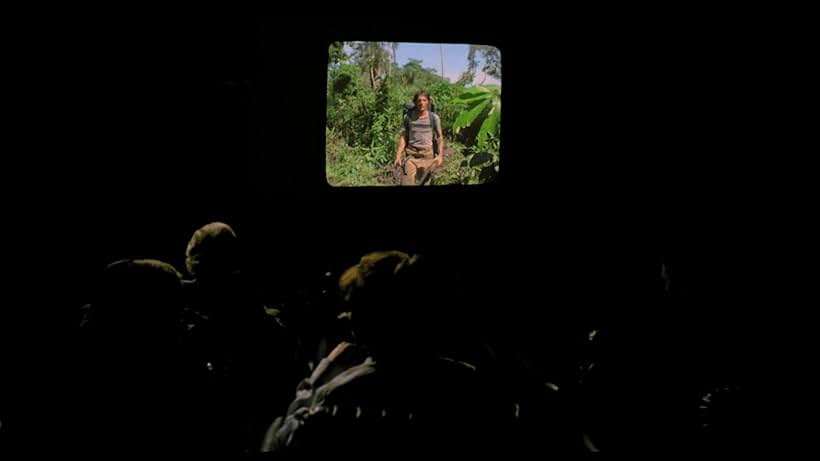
477, 107, 501, 144
459, 86, 488, 96
453, 98, 490, 133
469, 152, 493, 167
455, 92, 491, 106
460, 96, 491, 114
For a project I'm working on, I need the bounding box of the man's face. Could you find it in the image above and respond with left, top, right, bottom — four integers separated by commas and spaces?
417, 95, 429, 111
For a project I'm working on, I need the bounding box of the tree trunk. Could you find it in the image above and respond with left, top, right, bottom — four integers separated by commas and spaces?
387, 44, 394, 78
440, 44, 445, 79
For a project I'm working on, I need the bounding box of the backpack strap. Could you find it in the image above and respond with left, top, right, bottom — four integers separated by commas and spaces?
402, 103, 415, 146
404, 112, 411, 146
430, 112, 439, 157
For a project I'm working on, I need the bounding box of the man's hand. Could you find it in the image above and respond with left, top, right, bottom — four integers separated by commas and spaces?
434, 155, 444, 168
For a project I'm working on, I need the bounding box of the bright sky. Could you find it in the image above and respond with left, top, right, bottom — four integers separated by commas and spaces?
343, 42, 501, 86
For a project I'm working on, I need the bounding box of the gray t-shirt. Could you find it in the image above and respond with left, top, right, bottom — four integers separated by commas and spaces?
405, 112, 441, 149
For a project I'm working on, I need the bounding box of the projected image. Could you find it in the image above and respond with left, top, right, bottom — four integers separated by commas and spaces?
326, 42, 501, 186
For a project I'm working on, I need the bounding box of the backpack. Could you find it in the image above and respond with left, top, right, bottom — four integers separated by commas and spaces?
260, 341, 497, 456
403, 102, 440, 157
260, 342, 379, 454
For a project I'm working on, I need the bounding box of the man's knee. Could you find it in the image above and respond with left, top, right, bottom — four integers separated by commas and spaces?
400, 173, 415, 186
402, 160, 418, 183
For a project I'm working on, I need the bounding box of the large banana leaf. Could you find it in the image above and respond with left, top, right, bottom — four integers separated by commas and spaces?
453, 98, 490, 134
459, 86, 491, 95
477, 106, 501, 144
455, 93, 492, 106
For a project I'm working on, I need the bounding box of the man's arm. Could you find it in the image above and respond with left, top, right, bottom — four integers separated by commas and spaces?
394, 134, 406, 166
434, 116, 444, 167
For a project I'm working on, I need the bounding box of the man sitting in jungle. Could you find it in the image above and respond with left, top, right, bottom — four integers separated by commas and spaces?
394, 90, 444, 186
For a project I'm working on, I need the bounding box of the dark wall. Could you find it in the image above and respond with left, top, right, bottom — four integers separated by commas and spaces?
23, 15, 774, 362
16, 15, 776, 348
4, 15, 789, 454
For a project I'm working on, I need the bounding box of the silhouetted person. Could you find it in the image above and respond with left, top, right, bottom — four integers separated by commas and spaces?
74, 259, 195, 454
261, 250, 562, 457
182, 222, 300, 455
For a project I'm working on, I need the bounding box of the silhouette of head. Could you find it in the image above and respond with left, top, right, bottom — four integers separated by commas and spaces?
339, 251, 427, 353
88, 258, 184, 345
185, 222, 240, 279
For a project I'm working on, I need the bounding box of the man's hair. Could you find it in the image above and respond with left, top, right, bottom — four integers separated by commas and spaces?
338, 251, 426, 346
184, 222, 239, 278
413, 90, 431, 104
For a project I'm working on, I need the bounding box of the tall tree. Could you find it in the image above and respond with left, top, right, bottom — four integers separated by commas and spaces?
459, 45, 501, 85
478, 45, 501, 80
351, 41, 391, 89
388, 42, 398, 78
457, 45, 479, 85
440, 44, 445, 79
328, 42, 347, 69
401, 59, 424, 86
